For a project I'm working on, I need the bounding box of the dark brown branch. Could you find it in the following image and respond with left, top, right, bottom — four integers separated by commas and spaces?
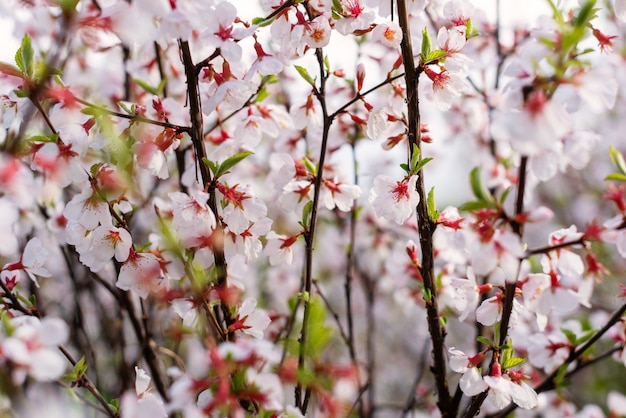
178, 40, 233, 331
397, 0, 450, 414
295, 43, 332, 412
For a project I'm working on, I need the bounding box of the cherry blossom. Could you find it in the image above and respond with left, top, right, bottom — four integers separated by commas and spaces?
228, 297, 272, 339
369, 174, 420, 224
371, 21, 403, 48
116, 249, 163, 298
120, 367, 167, 418
2, 237, 51, 286
1, 316, 68, 383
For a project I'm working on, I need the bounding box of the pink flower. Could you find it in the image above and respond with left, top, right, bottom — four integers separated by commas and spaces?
120, 367, 167, 418
303, 16, 332, 48
1, 316, 68, 384
369, 174, 420, 224
116, 250, 163, 298
321, 178, 361, 212
200, 2, 243, 62
371, 21, 403, 48
484, 363, 538, 410
63, 186, 111, 230
3, 237, 52, 287
334, 0, 375, 35
264, 231, 299, 265
228, 298, 272, 339
423, 66, 466, 111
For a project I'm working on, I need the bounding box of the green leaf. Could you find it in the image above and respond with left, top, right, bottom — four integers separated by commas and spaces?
574, 329, 596, 346
27, 133, 59, 143
134, 78, 159, 95
302, 201, 313, 227
16, 34, 34, 78
427, 187, 439, 221
57, 0, 80, 14
499, 186, 512, 205
413, 157, 433, 174
476, 336, 493, 347
251, 15, 276, 27
214, 151, 254, 178
421, 27, 432, 61
574, 0, 597, 28
294, 65, 316, 87
469, 167, 494, 203
423, 50, 449, 65
202, 158, 218, 176
400, 163, 410, 173
409, 143, 420, 174
254, 86, 270, 103
609, 147, 626, 176
306, 297, 333, 358
502, 357, 526, 370
303, 158, 317, 175
117, 101, 133, 115
459, 200, 493, 212
561, 327, 578, 345
605, 173, 626, 182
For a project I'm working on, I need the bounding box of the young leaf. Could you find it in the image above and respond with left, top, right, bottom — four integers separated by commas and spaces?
605, 173, 626, 182
302, 201, 313, 227
409, 143, 421, 173
413, 157, 433, 174
421, 28, 432, 60
215, 151, 254, 178
476, 336, 493, 347
574, 329, 596, 346
423, 50, 449, 65
470, 167, 494, 203
427, 187, 439, 221
294, 65, 316, 87
561, 328, 578, 345
202, 158, 218, 177
502, 357, 526, 370
459, 200, 493, 212
16, 34, 34, 77
134, 78, 159, 95
609, 147, 626, 176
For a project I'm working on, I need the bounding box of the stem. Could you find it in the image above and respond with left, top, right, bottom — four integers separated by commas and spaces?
178, 40, 233, 329
397, 0, 450, 414
76, 98, 190, 133
295, 42, 331, 412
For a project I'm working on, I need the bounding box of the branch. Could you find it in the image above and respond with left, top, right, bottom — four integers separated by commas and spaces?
76, 97, 190, 133
487, 302, 626, 418
178, 39, 233, 331
397, 0, 450, 414
295, 42, 332, 412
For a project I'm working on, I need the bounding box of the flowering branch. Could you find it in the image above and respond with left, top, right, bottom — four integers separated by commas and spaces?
397, 0, 450, 415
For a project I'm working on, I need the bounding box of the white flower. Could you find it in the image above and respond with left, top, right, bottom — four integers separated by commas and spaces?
116, 251, 163, 298
230, 298, 272, 339
303, 16, 332, 48
120, 367, 167, 418
371, 21, 403, 48
1, 316, 69, 383
369, 174, 420, 224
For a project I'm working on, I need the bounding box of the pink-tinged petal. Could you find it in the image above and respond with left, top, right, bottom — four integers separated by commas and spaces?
29, 350, 66, 381
38, 317, 69, 346
460, 368, 488, 396
135, 367, 152, 396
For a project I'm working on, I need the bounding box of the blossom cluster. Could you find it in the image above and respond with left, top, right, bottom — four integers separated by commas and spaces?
0, 0, 625, 417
